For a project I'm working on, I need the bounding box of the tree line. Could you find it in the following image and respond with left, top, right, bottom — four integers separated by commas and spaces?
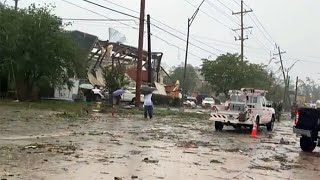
166, 53, 285, 102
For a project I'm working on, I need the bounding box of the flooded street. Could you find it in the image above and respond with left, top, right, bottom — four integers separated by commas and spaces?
1, 106, 320, 180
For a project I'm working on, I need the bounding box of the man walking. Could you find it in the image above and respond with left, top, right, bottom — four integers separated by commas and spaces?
144, 93, 153, 119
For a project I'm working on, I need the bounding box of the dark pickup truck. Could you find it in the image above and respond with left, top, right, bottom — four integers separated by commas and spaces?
293, 107, 320, 152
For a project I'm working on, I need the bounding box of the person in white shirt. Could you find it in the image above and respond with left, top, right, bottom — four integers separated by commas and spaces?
144, 93, 153, 119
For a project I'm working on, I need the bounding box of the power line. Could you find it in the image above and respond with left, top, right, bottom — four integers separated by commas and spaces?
72, 0, 222, 56
183, 0, 234, 30
249, 31, 271, 54
60, 0, 205, 60
62, 18, 136, 22
247, 14, 274, 46
152, 34, 203, 59
95, 0, 234, 54
82, 0, 139, 19
216, 0, 234, 12
206, 0, 240, 25
100, 0, 139, 14
150, 23, 220, 56
149, 22, 224, 54
242, 1, 276, 44
250, 13, 275, 44
61, 0, 138, 29
231, 0, 241, 6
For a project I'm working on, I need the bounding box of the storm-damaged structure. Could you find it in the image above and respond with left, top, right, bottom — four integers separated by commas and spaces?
52, 30, 180, 100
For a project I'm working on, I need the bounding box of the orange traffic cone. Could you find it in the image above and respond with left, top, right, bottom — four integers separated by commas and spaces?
250, 123, 257, 138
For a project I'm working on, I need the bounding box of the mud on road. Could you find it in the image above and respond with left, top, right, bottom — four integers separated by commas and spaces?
1, 106, 320, 180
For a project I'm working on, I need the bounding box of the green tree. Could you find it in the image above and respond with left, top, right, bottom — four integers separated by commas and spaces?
0, 4, 86, 101
201, 53, 277, 96
102, 66, 129, 94
164, 65, 199, 95
201, 53, 244, 95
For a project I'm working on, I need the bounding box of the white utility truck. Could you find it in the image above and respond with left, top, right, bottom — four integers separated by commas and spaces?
210, 88, 275, 131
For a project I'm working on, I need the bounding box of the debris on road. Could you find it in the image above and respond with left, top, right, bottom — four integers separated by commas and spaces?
279, 137, 290, 145
210, 159, 223, 164
142, 157, 159, 163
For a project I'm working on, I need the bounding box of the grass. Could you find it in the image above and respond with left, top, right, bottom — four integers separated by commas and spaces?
0, 99, 84, 112
0, 99, 209, 119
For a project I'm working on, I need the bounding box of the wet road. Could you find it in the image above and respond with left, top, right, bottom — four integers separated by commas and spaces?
0, 106, 320, 180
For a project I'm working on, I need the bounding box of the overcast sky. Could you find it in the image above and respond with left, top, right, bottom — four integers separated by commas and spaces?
6, 0, 320, 82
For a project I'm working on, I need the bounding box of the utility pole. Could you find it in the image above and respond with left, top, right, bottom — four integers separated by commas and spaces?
14, 0, 18, 10
295, 76, 298, 104
287, 75, 291, 109
147, 14, 152, 85
181, 0, 206, 109
274, 45, 287, 105
232, 0, 252, 62
274, 46, 287, 85
135, 0, 145, 107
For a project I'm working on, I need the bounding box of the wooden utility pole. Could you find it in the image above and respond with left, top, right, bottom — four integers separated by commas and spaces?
147, 14, 152, 85
287, 75, 291, 109
295, 76, 298, 104
274, 45, 287, 104
232, 0, 252, 62
135, 0, 145, 107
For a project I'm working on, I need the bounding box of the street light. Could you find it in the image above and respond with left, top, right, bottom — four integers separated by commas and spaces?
181, 0, 206, 109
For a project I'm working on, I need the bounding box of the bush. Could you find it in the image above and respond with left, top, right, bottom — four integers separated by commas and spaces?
152, 94, 181, 107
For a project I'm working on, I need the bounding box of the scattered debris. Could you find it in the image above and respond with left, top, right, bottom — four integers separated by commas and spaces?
273, 154, 288, 162
280, 163, 302, 170
259, 157, 272, 162
129, 150, 142, 155
279, 137, 290, 145
19, 143, 77, 156
176, 141, 198, 148
88, 131, 104, 136
183, 150, 197, 154
249, 164, 280, 172
62, 168, 68, 172
142, 157, 159, 163
210, 159, 223, 164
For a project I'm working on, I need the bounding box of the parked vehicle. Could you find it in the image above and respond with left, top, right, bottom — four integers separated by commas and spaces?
183, 96, 197, 108
196, 94, 209, 105
202, 97, 215, 108
91, 86, 106, 101
293, 107, 320, 152
209, 88, 275, 131
121, 89, 144, 104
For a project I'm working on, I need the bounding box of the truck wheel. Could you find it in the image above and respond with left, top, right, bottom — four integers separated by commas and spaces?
266, 116, 275, 131
215, 122, 223, 131
300, 136, 316, 152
